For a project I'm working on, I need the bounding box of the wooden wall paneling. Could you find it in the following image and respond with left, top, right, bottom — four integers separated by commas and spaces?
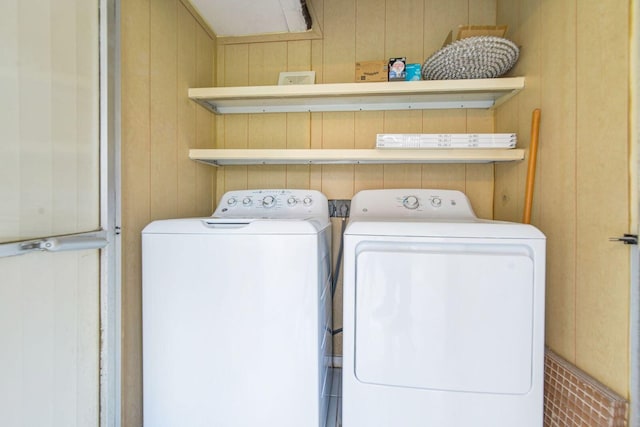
215, 45, 226, 200
177, 5, 198, 217
495, 0, 541, 224
320, 1, 356, 196
469, 0, 497, 25
355, 0, 386, 62
320, 114, 355, 149
287, 40, 313, 72
120, 0, 150, 424
465, 110, 495, 219
195, 22, 215, 212
383, 110, 423, 189
354, 112, 384, 192
494, 99, 520, 221
354, 112, 382, 149
420, 109, 467, 197
221, 45, 250, 193
284, 41, 313, 188
222, 114, 249, 191
309, 112, 323, 191
515, 0, 541, 217
537, 0, 577, 363
322, 0, 356, 83
309, 21, 324, 191
248, 43, 288, 189
354, 1, 385, 192
249, 42, 287, 85
150, 0, 179, 220
247, 112, 287, 189
423, 0, 468, 59
382, 0, 423, 206
385, 0, 424, 63
286, 111, 312, 189
285, 112, 312, 189
497, 0, 520, 41
575, 0, 629, 397
321, 112, 355, 198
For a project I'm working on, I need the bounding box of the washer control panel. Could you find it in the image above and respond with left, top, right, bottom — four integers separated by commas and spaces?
351, 189, 477, 220
213, 189, 328, 219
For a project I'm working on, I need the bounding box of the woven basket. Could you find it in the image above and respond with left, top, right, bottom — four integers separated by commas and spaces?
422, 36, 519, 80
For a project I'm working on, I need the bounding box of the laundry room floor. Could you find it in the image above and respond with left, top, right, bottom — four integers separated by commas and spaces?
326, 368, 342, 427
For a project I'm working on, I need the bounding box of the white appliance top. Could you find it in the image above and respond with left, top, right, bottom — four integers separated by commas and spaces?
143, 189, 330, 235
213, 189, 328, 220
349, 188, 477, 220
346, 189, 545, 239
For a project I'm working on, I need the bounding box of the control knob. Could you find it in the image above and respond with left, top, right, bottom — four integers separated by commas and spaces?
431, 197, 442, 208
303, 197, 313, 206
227, 197, 237, 207
287, 196, 298, 207
242, 197, 252, 207
263, 195, 276, 208
402, 195, 419, 210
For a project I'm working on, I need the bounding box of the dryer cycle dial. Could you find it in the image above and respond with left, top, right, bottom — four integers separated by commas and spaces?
402, 195, 419, 210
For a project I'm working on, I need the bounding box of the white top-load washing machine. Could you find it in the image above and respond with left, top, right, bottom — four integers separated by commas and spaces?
142, 189, 332, 427
342, 189, 546, 427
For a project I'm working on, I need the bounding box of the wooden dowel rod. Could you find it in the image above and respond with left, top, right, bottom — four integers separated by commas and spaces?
523, 108, 541, 224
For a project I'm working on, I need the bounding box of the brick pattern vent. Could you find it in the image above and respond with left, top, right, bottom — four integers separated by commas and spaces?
544, 348, 628, 426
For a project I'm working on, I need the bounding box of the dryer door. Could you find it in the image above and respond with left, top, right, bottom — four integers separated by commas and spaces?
354, 240, 536, 395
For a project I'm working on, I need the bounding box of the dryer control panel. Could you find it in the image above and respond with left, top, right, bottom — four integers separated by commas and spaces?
213, 189, 329, 220
349, 189, 477, 220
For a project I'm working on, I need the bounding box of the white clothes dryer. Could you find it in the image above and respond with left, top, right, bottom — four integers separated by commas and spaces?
142, 189, 332, 427
342, 189, 546, 427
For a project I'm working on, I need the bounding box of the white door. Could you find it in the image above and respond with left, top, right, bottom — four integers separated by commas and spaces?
0, 1, 118, 426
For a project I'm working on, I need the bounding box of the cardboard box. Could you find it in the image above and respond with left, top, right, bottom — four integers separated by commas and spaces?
355, 60, 388, 82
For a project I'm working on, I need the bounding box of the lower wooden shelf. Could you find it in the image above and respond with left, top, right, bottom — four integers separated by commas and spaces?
189, 148, 525, 166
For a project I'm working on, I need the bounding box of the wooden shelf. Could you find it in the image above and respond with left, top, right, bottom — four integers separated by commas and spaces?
188, 77, 524, 114
189, 149, 525, 166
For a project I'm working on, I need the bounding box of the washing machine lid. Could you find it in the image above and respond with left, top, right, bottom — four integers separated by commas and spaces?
142, 217, 328, 234
345, 189, 545, 240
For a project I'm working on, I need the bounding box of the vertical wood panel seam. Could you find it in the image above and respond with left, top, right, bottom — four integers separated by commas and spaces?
147, 0, 153, 222
175, 0, 180, 214
572, 0, 578, 363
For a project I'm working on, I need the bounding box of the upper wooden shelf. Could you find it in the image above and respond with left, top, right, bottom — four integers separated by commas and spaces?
189, 148, 525, 166
188, 77, 525, 114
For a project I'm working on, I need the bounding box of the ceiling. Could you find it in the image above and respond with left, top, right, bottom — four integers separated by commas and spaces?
188, 0, 312, 37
